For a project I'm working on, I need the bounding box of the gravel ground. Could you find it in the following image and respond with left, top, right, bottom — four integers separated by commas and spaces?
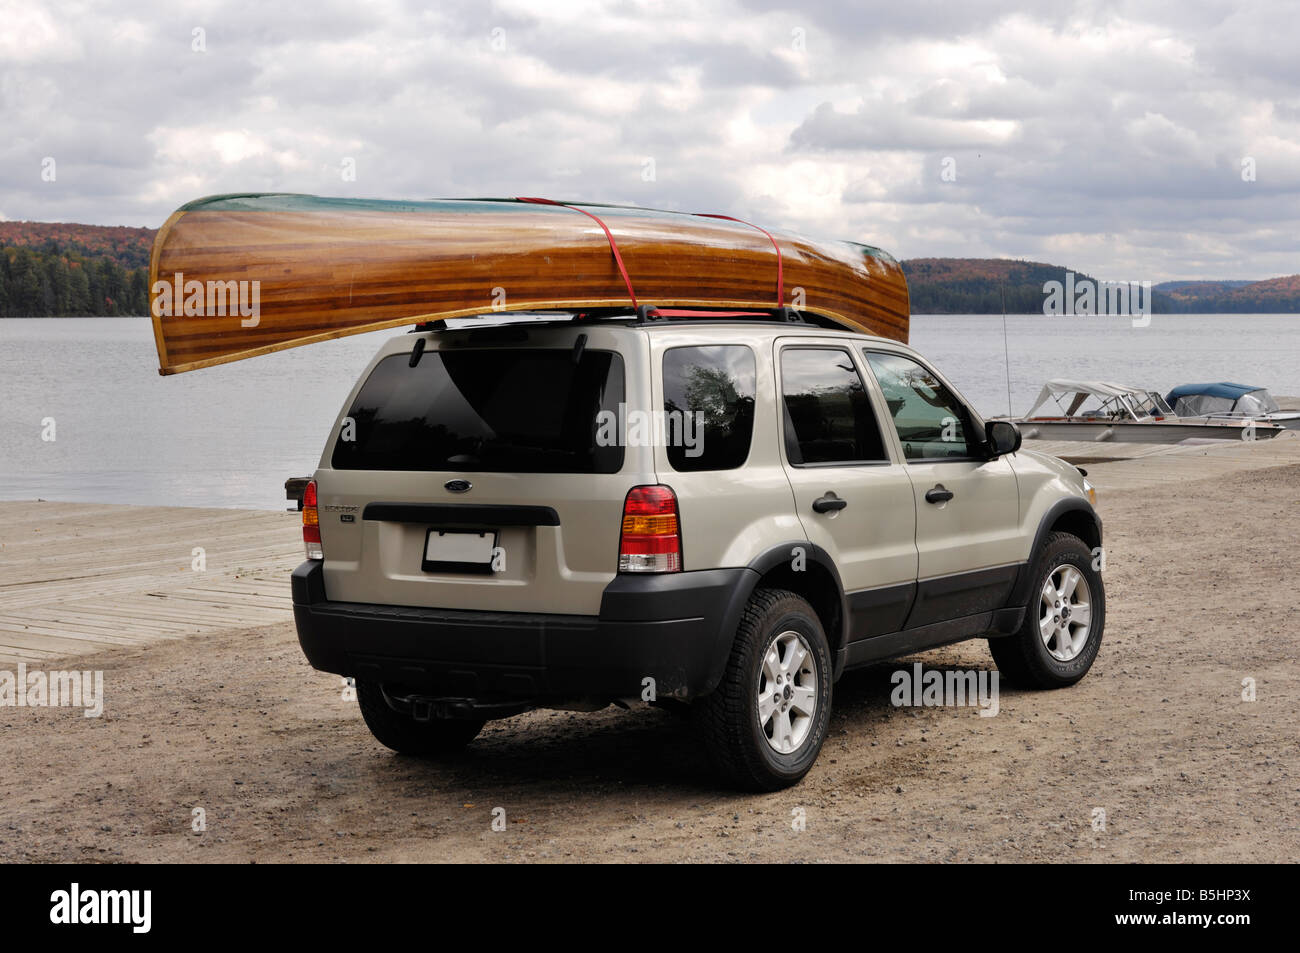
2, 464, 1298, 863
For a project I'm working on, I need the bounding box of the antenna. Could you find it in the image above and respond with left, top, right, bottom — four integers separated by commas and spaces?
1001, 282, 1013, 416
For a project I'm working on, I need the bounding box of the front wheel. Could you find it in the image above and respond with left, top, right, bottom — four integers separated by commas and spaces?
989, 532, 1105, 688
694, 588, 833, 791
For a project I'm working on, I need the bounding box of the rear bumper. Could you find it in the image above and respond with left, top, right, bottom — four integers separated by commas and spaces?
291, 561, 754, 703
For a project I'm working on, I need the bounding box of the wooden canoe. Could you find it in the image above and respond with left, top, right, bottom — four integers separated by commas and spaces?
148, 193, 909, 375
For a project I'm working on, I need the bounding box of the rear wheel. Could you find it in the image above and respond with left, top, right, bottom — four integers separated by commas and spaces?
694, 588, 832, 791
355, 679, 485, 755
989, 532, 1105, 688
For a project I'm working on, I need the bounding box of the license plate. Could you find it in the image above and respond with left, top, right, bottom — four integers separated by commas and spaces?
422, 529, 498, 574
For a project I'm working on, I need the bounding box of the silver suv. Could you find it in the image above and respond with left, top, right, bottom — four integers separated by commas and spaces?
292, 311, 1104, 790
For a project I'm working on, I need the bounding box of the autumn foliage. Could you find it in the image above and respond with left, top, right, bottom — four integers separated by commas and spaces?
0, 221, 1297, 316
0, 221, 156, 316
901, 258, 1300, 314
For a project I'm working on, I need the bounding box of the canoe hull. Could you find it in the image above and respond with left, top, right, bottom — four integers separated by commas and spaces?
149, 194, 910, 374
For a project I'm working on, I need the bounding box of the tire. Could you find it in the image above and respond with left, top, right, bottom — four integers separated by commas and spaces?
355, 679, 485, 755
694, 588, 833, 791
989, 532, 1105, 689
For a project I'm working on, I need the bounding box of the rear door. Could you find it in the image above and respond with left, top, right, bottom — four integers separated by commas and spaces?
861, 349, 1021, 627
314, 325, 654, 616
775, 339, 918, 639
646, 333, 804, 573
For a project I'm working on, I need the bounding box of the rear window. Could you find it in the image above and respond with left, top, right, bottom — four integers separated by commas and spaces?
662, 345, 756, 472
331, 348, 625, 472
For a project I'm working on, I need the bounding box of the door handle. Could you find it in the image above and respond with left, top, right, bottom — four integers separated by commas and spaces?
812, 494, 847, 514
925, 486, 954, 504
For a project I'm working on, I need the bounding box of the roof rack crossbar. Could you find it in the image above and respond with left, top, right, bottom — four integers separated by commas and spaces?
412, 305, 837, 332
634, 305, 807, 324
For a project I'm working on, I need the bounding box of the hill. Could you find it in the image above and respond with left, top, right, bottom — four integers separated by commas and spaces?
0, 221, 155, 317
1, 220, 1297, 316
900, 258, 1178, 314
902, 258, 1300, 314
0, 221, 155, 270
1154, 279, 1254, 296
1165, 275, 1300, 313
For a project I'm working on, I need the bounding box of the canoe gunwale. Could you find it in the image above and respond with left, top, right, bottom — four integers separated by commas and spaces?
149, 209, 188, 375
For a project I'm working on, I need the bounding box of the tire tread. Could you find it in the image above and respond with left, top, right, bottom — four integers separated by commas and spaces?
694, 588, 829, 791
989, 532, 1104, 689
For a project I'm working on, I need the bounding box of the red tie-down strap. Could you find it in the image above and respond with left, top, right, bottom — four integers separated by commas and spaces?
516, 197, 638, 308
693, 213, 784, 307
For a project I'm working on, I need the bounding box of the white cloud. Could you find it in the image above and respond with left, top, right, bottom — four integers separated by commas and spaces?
0, 0, 80, 63
0, 0, 1296, 279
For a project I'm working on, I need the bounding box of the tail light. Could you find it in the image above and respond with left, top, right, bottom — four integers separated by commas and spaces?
619, 485, 681, 573
303, 480, 323, 560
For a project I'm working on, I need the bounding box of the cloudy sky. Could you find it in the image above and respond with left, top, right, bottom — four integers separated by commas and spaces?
2, 0, 1297, 280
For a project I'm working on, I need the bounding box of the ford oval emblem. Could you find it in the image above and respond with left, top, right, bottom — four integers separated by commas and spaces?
444, 479, 472, 493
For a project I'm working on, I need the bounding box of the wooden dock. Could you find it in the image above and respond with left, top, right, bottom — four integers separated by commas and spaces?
0, 433, 1297, 666
0, 501, 300, 665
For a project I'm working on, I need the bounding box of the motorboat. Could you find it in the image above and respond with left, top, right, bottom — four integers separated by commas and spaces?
1011, 379, 1287, 442
1166, 382, 1300, 430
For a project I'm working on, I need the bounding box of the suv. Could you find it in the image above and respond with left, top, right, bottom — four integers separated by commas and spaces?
292, 313, 1104, 790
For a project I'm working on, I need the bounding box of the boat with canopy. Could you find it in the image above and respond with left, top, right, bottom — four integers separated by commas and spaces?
1012, 379, 1288, 442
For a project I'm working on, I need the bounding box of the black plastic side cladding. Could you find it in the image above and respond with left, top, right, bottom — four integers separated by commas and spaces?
745, 541, 848, 642
1006, 498, 1102, 607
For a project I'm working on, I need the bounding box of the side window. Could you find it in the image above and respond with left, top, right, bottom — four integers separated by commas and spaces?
780, 347, 888, 466
662, 345, 756, 471
863, 351, 975, 461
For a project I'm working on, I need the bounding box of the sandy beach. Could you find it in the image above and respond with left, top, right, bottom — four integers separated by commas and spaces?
2, 438, 1297, 863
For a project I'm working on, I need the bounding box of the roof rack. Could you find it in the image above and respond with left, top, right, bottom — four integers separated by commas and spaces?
412, 306, 841, 333
634, 304, 807, 324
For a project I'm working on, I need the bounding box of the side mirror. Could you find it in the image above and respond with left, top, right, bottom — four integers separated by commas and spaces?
985, 419, 1022, 457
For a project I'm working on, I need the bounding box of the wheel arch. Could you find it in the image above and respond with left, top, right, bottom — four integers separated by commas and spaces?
1045, 502, 1102, 552
742, 542, 847, 654
1007, 498, 1102, 607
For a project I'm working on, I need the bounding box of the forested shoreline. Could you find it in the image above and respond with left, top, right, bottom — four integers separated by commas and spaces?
1, 243, 149, 317
2, 221, 1297, 317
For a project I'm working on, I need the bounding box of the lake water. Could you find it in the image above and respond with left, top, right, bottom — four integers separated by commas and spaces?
2, 315, 1297, 510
